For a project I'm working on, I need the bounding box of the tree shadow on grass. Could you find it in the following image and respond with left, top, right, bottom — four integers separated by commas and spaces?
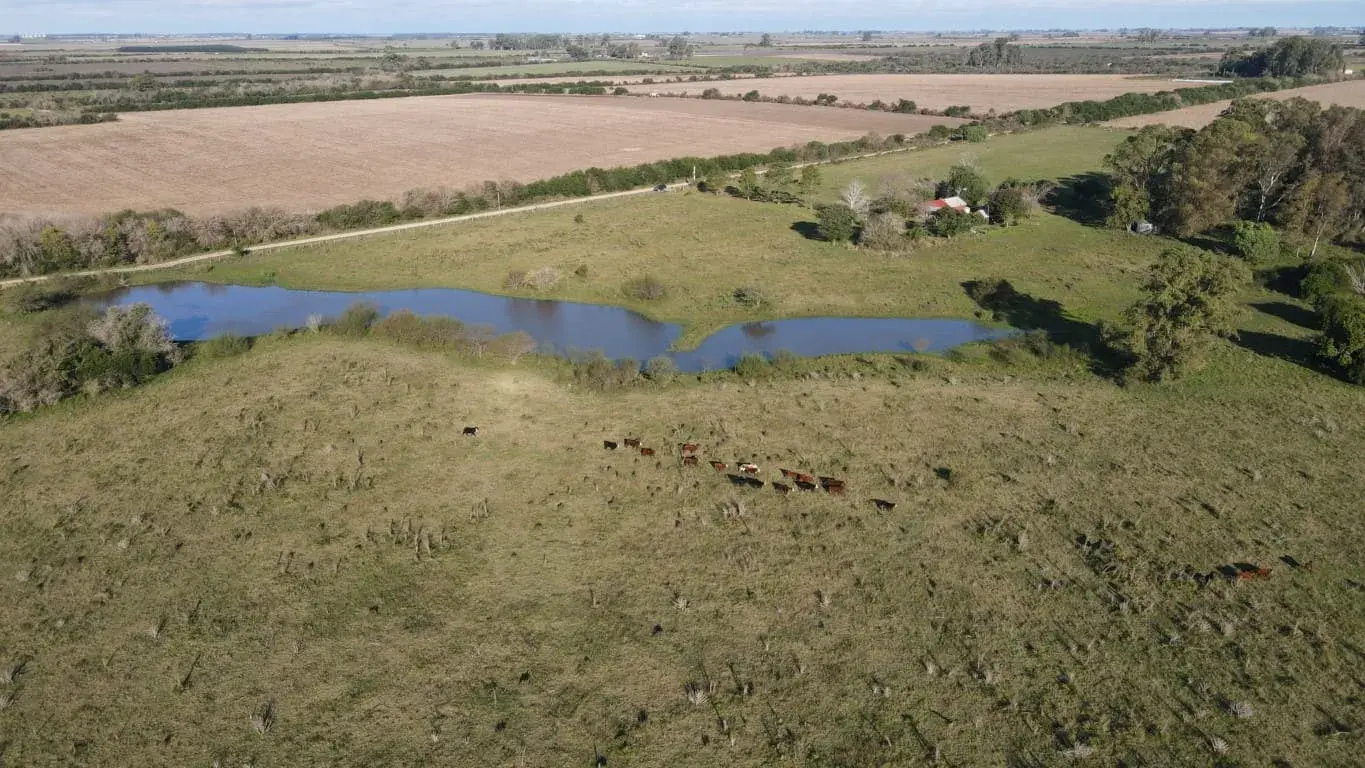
1045, 172, 1112, 227
1251, 301, 1319, 331
790, 221, 823, 241
962, 278, 1120, 377
1232, 330, 1326, 373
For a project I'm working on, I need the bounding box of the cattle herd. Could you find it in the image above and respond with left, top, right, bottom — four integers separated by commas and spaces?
602, 436, 898, 512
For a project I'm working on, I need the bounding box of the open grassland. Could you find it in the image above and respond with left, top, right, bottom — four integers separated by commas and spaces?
1105, 78, 1365, 128
627, 74, 1183, 111
3, 115, 1364, 767
0, 94, 960, 218
0, 311, 1361, 766
146, 128, 1135, 343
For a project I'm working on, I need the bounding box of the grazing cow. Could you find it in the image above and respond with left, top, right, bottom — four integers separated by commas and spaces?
463, 426, 479, 436
603, 441, 618, 450
794, 480, 818, 492
624, 438, 641, 449
795, 473, 816, 486
821, 477, 846, 494
682, 455, 700, 467
872, 499, 897, 511
709, 461, 728, 472
640, 447, 656, 457
773, 482, 792, 496
739, 463, 760, 475
780, 468, 798, 479
681, 443, 699, 454
1236, 567, 1272, 582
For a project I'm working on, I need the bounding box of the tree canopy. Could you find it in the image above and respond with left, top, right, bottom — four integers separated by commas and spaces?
1217, 37, 1344, 77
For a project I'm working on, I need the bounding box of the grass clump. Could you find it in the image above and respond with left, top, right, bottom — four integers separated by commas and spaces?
195, 333, 251, 360
623, 276, 667, 301
327, 302, 380, 337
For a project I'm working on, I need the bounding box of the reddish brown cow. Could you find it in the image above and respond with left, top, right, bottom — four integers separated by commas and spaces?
710, 461, 728, 472
795, 473, 816, 486
623, 438, 642, 449
780, 468, 798, 479
739, 463, 760, 475
681, 443, 699, 454
640, 447, 656, 457
682, 455, 699, 466
821, 477, 846, 494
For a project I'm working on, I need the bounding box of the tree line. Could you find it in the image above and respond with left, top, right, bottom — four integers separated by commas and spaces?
1217, 38, 1346, 78
1102, 97, 1365, 384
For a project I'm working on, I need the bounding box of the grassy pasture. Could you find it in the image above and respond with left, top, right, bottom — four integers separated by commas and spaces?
2, 122, 1363, 767
149, 127, 1136, 345
416, 60, 696, 78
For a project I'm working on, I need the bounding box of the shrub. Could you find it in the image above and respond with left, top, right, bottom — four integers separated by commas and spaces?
743, 90, 760, 101
965, 277, 1021, 319
988, 180, 1042, 225
505, 269, 528, 289
613, 87, 629, 95
87, 303, 181, 363
573, 352, 640, 389
926, 209, 977, 238
927, 125, 953, 140
732, 286, 768, 308
1316, 293, 1365, 384
944, 105, 972, 117
316, 200, 403, 229
526, 266, 560, 291
574, 264, 590, 278
644, 355, 678, 382
815, 203, 860, 243
936, 164, 990, 206
573, 213, 585, 224
623, 275, 667, 301
196, 333, 251, 359
734, 353, 770, 378
858, 212, 907, 250
956, 125, 989, 143
329, 302, 380, 337
1231, 220, 1281, 265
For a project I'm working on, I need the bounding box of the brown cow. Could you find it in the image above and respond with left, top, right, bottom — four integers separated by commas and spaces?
681, 443, 699, 454
739, 463, 760, 475
780, 468, 798, 479
872, 499, 897, 511
623, 438, 642, 449
640, 447, 656, 457
795, 473, 816, 486
821, 477, 846, 494
682, 455, 699, 467
709, 461, 728, 472
794, 480, 818, 492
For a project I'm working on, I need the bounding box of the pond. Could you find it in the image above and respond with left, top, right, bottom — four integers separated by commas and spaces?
84, 282, 1014, 373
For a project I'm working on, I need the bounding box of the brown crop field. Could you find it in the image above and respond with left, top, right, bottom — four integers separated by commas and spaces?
1105, 79, 1365, 129
0, 94, 962, 218
626, 74, 1183, 111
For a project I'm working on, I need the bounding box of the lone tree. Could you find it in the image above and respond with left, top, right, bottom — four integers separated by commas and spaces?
798, 165, 822, 200
1113, 247, 1248, 382
759, 33, 774, 47
816, 204, 860, 243
841, 179, 871, 219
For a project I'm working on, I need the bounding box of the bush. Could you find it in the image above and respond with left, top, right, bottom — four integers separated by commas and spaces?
815, 203, 860, 243
732, 286, 768, 308
734, 353, 770, 378
1231, 220, 1281, 265
196, 333, 251, 359
316, 200, 403, 229
574, 264, 590, 278
573, 351, 640, 390
926, 209, 977, 238
955, 125, 988, 143
927, 125, 953, 140
505, 270, 528, 289
858, 212, 907, 250
944, 105, 972, 117
329, 302, 380, 337
623, 275, 667, 301
988, 180, 1042, 225
644, 355, 678, 382
1316, 293, 1365, 384
87, 303, 182, 363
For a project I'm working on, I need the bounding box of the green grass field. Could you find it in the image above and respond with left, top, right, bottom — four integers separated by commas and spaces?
2, 123, 1363, 767
150, 127, 1136, 345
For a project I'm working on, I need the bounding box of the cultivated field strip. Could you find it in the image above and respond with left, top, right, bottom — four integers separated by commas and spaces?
1104, 78, 1365, 129
625, 74, 1186, 111
0, 94, 961, 217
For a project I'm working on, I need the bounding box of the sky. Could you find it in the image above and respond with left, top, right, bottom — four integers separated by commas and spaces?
1, 0, 1362, 36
